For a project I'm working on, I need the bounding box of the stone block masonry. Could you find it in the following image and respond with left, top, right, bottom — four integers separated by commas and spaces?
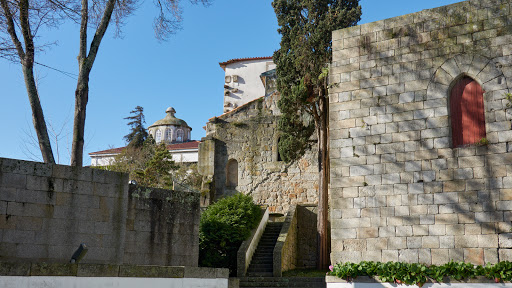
0, 157, 199, 266
329, 0, 512, 265
200, 93, 319, 213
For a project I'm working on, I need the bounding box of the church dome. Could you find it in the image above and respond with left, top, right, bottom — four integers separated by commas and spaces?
148, 107, 192, 144
149, 107, 191, 129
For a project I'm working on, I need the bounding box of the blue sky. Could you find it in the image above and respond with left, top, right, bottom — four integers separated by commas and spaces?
0, 0, 462, 165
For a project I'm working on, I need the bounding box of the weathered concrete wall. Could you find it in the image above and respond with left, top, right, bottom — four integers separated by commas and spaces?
296, 205, 318, 268
275, 204, 318, 276
201, 94, 319, 213
329, 0, 512, 265
277, 206, 298, 275
125, 186, 200, 266
0, 158, 199, 266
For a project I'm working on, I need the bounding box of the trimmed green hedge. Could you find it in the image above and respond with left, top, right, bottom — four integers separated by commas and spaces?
330, 261, 512, 286
199, 193, 262, 275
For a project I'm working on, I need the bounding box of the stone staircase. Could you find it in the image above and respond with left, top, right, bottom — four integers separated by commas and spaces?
239, 277, 326, 288
246, 222, 283, 277
240, 222, 326, 288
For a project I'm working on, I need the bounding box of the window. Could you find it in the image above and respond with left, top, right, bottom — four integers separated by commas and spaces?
450, 77, 486, 147
226, 159, 238, 188
155, 129, 162, 143
176, 129, 184, 142
166, 129, 173, 142
277, 137, 283, 162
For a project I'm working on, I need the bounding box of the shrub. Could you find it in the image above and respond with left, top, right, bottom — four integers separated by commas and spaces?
199, 193, 262, 275
330, 260, 512, 286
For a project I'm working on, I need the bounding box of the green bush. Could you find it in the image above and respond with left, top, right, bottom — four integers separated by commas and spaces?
199, 193, 262, 275
330, 260, 512, 286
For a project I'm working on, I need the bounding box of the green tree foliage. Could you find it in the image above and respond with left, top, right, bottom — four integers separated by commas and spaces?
173, 163, 203, 192
272, 0, 361, 269
133, 142, 178, 188
273, 0, 361, 162
199, 193, 262, 275
102, 136, 178, 189
124, 106, 149, 148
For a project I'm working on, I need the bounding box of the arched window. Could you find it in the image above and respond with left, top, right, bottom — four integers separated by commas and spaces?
277, 137, 283, 162
155, 129, 162, 143
450, 76, 486, 147
226, 159, 238, 188
166, 129, 173, 142
176, 129, 184, 142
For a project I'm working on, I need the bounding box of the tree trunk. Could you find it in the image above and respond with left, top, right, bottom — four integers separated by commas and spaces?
69, 0, 115, 167
317, 95, 330, 269
70, 76, 89, 167
21, 63, 56, 164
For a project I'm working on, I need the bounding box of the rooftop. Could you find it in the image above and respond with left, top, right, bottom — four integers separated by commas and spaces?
219, 56, 273, 70
89, 141, 200, 156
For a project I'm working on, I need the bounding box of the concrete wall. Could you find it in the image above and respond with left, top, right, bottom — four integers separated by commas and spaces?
0, 157, 199, 266
275, 204, 318, 276
0, 263, 228, 288
200, 94, 319, 213
329, 0, 512, 265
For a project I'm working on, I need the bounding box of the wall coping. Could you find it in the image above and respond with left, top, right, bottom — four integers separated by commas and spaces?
0, 262, 228, 279
332, 0, 484, 41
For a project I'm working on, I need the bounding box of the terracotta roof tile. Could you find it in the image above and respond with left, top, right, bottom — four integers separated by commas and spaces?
89, 141, 199, 156
219, 56, 273, 70
166, 141, 200, 150
209, 96, 265, 121
89, 147, 125, 155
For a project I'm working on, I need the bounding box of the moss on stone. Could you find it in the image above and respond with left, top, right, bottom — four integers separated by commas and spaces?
119, 265, 184, 278
30, 263, 78, 276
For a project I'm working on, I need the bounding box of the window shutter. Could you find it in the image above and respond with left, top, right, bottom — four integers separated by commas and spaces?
450, 77, 486, 147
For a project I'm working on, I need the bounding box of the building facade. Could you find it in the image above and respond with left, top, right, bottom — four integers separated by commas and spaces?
220, 57, 276, 113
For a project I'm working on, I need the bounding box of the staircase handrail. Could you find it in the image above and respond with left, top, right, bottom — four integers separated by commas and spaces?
237, 207, 269, 277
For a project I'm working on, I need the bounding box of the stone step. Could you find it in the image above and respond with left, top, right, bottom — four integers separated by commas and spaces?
245, 222, 284, 278
239, 277, 326, 288
244, 272, 274, 277
248, 263, 273, 269
250, 258, 273, 264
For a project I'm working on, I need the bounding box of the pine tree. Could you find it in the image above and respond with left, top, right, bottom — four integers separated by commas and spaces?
124, 106, 149, 148
272, 0, 361, 269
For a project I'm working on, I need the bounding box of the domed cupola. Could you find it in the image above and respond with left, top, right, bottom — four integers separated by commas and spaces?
148, 107, 192, 144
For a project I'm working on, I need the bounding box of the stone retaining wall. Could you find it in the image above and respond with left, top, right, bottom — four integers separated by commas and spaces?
329, 0, 512, 265
0, 158, 199, 266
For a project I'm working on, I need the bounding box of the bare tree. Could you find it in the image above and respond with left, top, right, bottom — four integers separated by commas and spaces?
1, 0, 211, 166
0, 0, 79, 163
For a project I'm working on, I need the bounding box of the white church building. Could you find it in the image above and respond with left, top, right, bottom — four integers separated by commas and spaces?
89, 107, 199, 166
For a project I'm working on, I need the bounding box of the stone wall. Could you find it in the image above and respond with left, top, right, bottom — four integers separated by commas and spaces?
0, 157, 199, 266
200, 94, 318, 213
275, 204, 318, 276
329, 0, 512, 265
